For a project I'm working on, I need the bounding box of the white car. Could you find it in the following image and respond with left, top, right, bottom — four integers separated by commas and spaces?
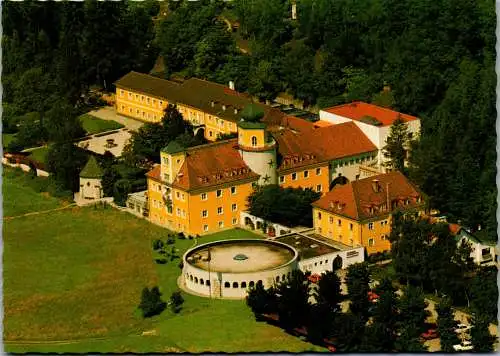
453, 340, 473, 351
454, 323, 472, 334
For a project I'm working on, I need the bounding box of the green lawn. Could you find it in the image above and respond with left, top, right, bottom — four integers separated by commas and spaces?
3, 168, 64, 217
27, 146, 50, 166
3, 133, 16, 148
79, 113, 124, 135
4, 175, 324, 353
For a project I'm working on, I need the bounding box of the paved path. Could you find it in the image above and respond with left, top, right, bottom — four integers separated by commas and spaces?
3, 204, 77, 220
87, 106, 144, 131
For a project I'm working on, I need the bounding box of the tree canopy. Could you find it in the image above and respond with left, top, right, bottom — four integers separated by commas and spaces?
246, 185, 321, 227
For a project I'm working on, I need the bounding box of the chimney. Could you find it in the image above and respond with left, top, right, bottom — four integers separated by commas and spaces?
229, 81, 235, 90
222, 104, 226, 111
372, 179, 380, 193
211, 101, 215, 107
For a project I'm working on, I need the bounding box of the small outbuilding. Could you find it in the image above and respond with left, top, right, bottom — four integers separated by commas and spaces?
79, 156, 104, 200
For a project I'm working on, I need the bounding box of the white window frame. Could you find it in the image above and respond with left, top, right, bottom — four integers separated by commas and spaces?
203, 224, 209, 232
368, 238, 375, 247
202, 210, 208, 218
316, 184, 322, 192
218, 221, 224, 228
279, 176, 285, 183
231, 203, 237, 212
292, 172, 297, 181
231, 186, 237, 195
216, 189, 222, 198
304, 170, 309, 178
316, 168, 321, 175
217, 207, 223, 215
368, 222, 374, 230
201, 193, 207, 201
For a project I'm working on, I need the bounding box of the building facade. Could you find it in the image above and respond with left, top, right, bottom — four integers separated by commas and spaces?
312, 171, 426, 254
79, 156, 103, 200
319, 102, 421, 171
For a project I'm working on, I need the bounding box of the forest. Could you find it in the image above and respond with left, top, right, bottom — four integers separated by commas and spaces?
2, 0, 496, 241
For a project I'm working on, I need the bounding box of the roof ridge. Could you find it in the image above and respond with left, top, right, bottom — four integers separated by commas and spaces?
350, 183, 361, 220
186, 138, 238, 153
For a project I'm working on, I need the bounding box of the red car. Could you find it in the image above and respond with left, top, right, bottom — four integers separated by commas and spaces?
420, 329, 439, 340
368, 291, 380, 303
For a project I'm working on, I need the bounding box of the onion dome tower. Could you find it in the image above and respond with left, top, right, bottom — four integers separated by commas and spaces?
237, 104, 278, 186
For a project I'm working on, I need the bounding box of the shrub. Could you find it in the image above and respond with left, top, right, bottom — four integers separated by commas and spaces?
113, 179, 132, 206
155, 258, 168, 264
152, 239, 164, 251
166, 236, 175, 245
177, 232, 185, 239
138, 286, 167, 318
6, 140, 24, 153
169, 291, 184, 313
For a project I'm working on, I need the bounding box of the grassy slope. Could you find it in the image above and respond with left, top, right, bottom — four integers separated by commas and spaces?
27, 146, 50, 166
4, 174, 323, 353
3, 168, 63, 216
2, 133, 16, 148
79, 114, 124, 135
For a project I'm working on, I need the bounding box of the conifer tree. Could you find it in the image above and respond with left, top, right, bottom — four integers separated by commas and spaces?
383, 117, 410, 172
436, 297, 460, 352
470, 314, 496, 352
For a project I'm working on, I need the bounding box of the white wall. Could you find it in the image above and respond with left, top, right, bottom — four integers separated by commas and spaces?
298, 247, 364, 275
80, 177, 103, 200
183, 258, 298, 299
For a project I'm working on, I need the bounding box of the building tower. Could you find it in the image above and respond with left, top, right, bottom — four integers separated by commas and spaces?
237, 104, 278, 186
79, 155, 104, 200
160, 141, 186, 212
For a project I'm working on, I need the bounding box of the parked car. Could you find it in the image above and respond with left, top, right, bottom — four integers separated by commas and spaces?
453, 340, 473, 351
368, 291, 379, 303
454, 323, 472, 334
421, 329, 439, 340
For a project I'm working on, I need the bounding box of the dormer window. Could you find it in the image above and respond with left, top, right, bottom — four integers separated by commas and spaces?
251, 136, 257, 147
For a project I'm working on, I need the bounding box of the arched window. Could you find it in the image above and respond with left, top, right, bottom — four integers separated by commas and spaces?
233, 282, 239, 288
206, 280, 210, 286
200, 279, 204, 285
249, 281, 255, 288
194, 277, 198, 283
241, 282, 247, 288
257, 280, 263, 286
251, 136, 257, 147
276, 276, 280, 283
190, 275, 193, 281
224, 282, 230, 288
282, 274, 286, 281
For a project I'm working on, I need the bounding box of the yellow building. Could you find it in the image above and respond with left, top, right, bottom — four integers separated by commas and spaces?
114, 71, 263, 141
146, 110, 381, 236
311, 171, 426, 254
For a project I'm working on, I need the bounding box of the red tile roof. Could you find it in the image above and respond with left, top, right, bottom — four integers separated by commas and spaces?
274, 122, 378, 171
323, 101, 419, 127
312, 171, 424, 221
449, 223, 462, 235
146, 140, 260, 191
